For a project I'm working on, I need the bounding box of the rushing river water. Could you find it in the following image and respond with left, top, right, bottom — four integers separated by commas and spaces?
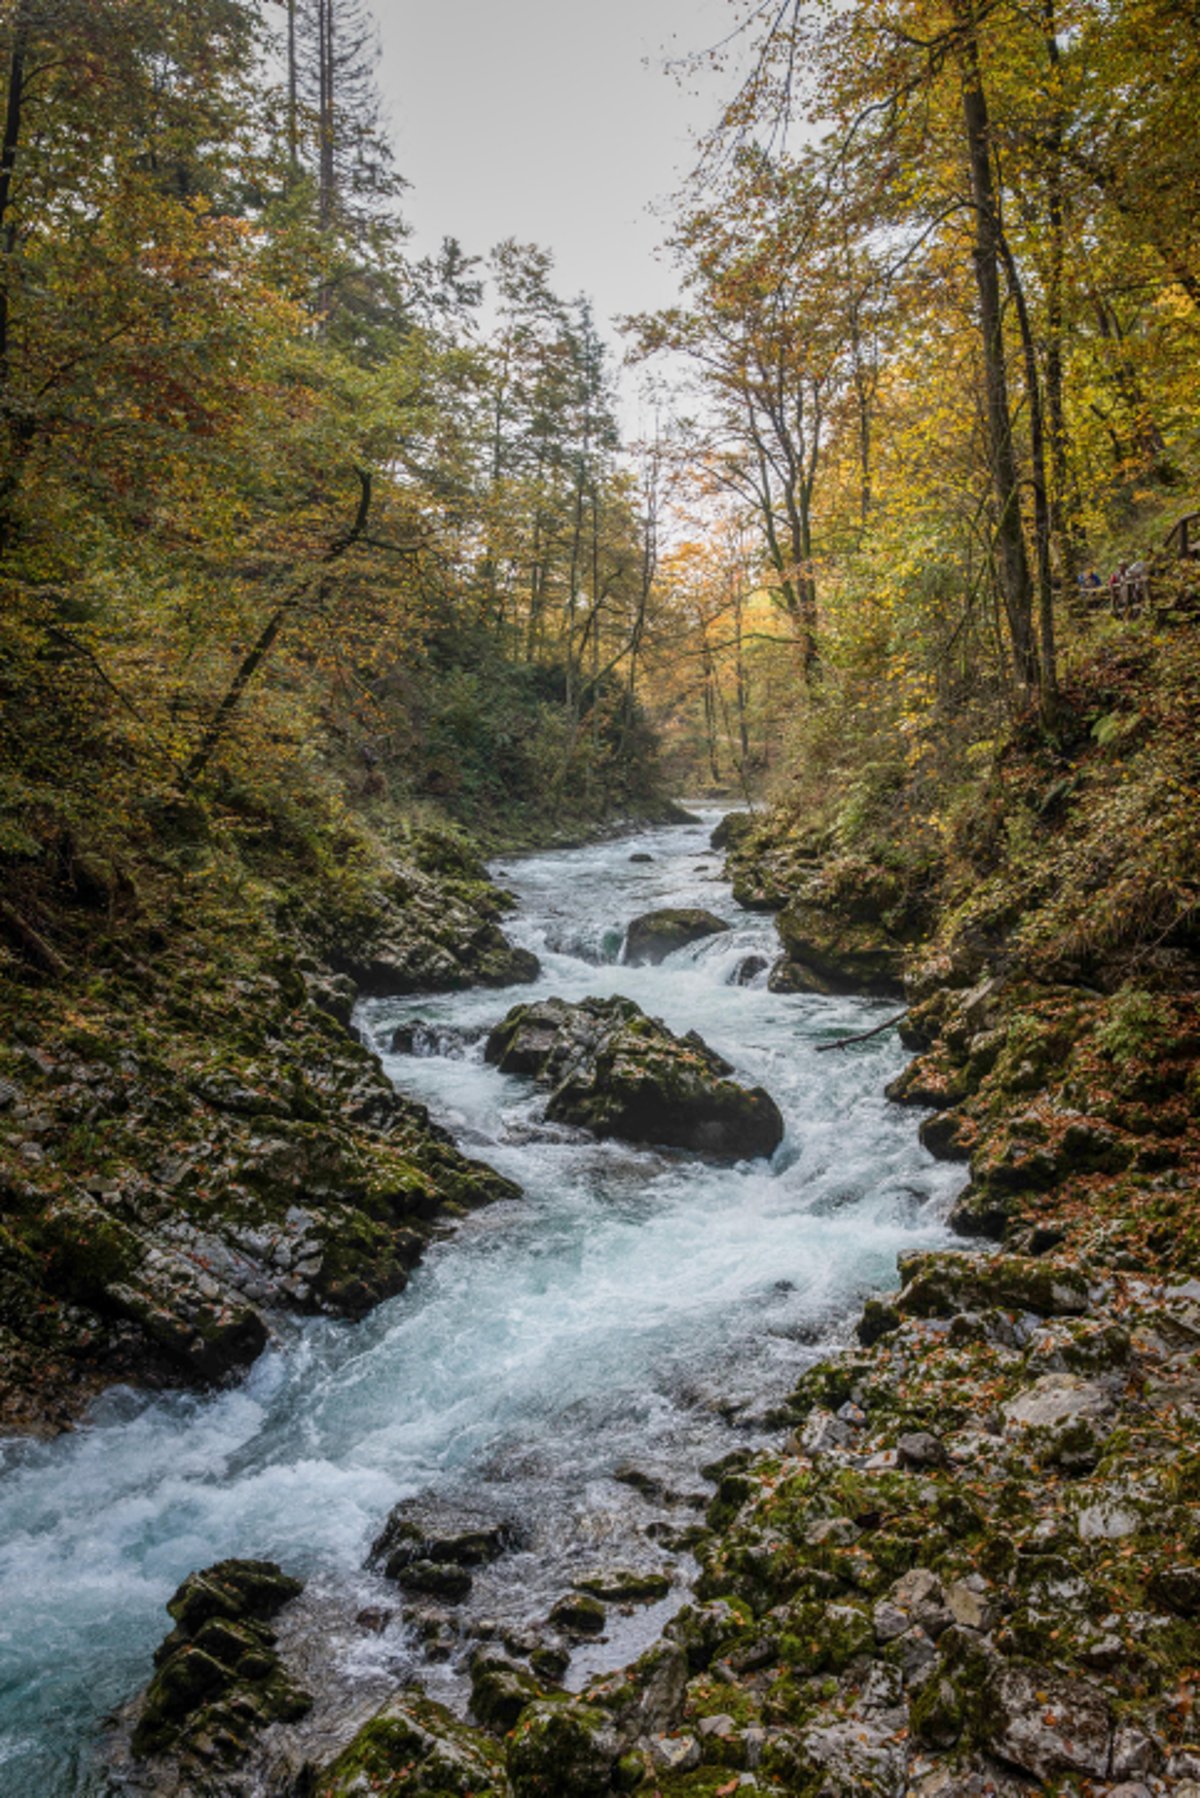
0, 808, 962, 1795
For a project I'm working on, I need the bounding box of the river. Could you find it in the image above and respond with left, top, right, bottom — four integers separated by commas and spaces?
0, 807, 961, 1794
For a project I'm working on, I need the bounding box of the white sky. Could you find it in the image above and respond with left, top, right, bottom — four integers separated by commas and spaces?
376, 0, 738, 337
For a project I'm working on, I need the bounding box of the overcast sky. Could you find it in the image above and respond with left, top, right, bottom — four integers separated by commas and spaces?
376, 0, 738, 337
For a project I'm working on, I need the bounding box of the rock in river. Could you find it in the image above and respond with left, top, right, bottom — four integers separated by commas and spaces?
130, 1559, 310, 1769
485, 995, 784, 1160
623, 907, 731, 965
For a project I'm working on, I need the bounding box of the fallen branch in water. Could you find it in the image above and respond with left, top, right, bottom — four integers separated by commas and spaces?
816, 1011, 908, 1053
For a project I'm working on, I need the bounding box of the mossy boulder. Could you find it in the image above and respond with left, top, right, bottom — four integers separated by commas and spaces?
895, 1251, 1095, 1321
774, 900, 908, 997
315, 1690, 510, 1796
576, 1567, 671, 1604
507, 1699, 619, 1798
623, 908, 731, 966
486, 996, 784, 1161
132, 1559, 309, 1763
709, 812, 756, 852
768, 856, 929, 998
471, 1653, 549, 1731
549, 1591, 608, 1634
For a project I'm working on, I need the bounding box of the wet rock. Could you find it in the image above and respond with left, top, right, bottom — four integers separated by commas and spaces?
131, 1560, 309, 1764
354, 1606, 392, 1634
731, 953, 769, 986
530, 1643, 571, 1683
629, 852, 654, 863
369, 1502, 519, 1583
485, 995, 784, 1160
549, 1592, 607, 1635
623, 907, 732, 965
978, 1663, 1112, 1781
398, 1559, 473, 1601
575, 1567, 671, 1604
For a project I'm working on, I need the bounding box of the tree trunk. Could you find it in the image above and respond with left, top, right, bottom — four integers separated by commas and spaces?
956, 4, 1039, 696
317, 0, 335, 230
286, 0, 299, 176
1042, 4, 1079, 588
998, 232, 1057, 708
0, 1, 29, 556
180, 471, 372, 789
0, 0, 27, 387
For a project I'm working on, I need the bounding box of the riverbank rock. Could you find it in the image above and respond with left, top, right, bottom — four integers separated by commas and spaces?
623, 907, 731, 965
313, 1690, 511, 1796
485, 995, 784, 1160
330, 855, 539, 996
0, 898, 522, 1435
766, 856, 931, 998
710, 811, 756, 852
130, 1560, 310, 1770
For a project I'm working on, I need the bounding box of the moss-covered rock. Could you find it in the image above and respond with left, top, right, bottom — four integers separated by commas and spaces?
315, 1690, 510, 1796
132, 1559, 309, 1764
486, 995, 784, 1160
507, 1699, 619, 1798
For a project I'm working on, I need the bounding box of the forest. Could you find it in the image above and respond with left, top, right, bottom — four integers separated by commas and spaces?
1, 1, 1200, 1795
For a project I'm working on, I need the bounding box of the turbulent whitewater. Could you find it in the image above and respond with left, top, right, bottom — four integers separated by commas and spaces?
0, 808, 962, 1794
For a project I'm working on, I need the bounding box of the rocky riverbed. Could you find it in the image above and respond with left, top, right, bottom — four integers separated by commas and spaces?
18, 790, 1197, 1797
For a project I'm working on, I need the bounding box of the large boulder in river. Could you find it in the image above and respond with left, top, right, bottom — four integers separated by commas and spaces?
485, 995, 784, 1160
624, 907, 731, 965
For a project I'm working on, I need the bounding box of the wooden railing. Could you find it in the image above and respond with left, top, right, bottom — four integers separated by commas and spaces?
1164, 511, 1200, 561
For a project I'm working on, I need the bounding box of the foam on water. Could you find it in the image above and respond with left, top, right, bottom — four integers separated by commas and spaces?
0, 807, 962, 1793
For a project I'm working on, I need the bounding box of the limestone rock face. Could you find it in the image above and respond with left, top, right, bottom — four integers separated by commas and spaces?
332, 863, 539, 996
623, 907, 731, 965
485, 995, 784, 1160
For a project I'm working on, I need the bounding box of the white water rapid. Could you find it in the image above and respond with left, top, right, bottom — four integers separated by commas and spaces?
0, 807, 962, 1794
